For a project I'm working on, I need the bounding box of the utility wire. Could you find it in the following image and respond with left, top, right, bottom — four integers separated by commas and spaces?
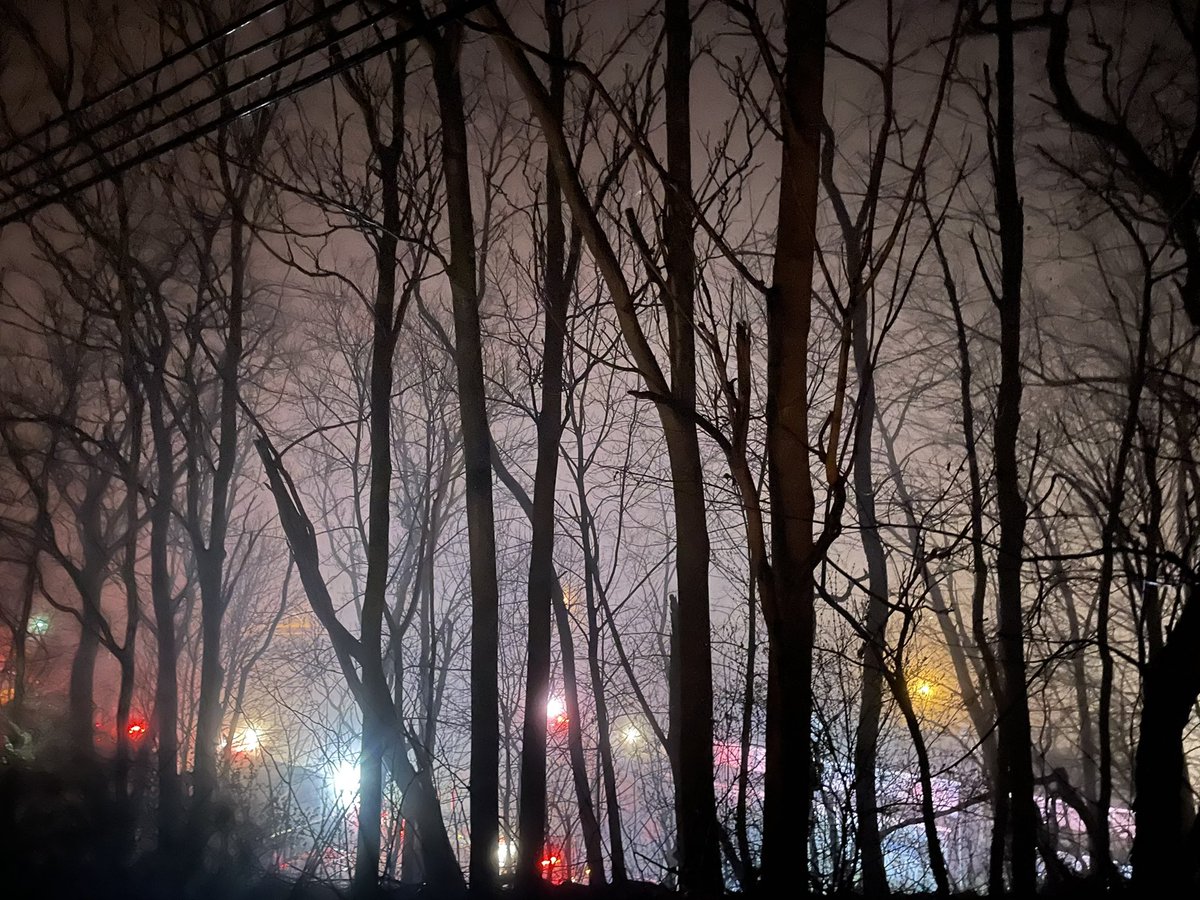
0, 0, 291, 160
0, 0, 359, 189
0, 0, 403, 210
0, 0, 489, 229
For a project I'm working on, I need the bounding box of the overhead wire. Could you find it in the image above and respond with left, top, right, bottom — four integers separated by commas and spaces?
0, 0, 491, 228
0, 0, 414, 213
0, 0, 291, 160
0, 0, 360, 189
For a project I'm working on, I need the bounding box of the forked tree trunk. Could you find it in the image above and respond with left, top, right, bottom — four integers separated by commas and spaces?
256, 439, 465, 890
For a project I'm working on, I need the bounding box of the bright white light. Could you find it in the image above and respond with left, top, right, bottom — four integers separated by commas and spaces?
28, 614, 50, 635
231, 726, 261, 753
330, 761, 360, 803
497, 838, 516, 867
624, 725, 641, 744
546, 697, 566, 719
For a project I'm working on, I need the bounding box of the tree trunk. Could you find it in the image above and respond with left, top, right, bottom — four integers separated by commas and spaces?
67, 572, 102, 756
934, 204, 1006, 892
552, 585, 606, 883
351, 240, 399, 900
354, 711, 386, 900
734, 576, 757, 886
489, 422, 605, 883
662, 3, 721, 891
990, 1, 1037, 891
516, 1, 571, 886
1086, 256, 1154, 884
580, 511, 627, 883
430, 33, 501, 894
850, 286, 890, 897
350, 76, 408, 890
191, 202, 246, 812
893, 675, 950, 896
192, 556, 226, 803
1132, 587, 1200, 891
483, 8, 719, 889
149, 417, 182, 851
762, 2, 826, 894
9, 562, 36, 723
255, 438, 466, 890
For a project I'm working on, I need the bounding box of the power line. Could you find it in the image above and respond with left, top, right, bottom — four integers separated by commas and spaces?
0, 0, 360, 190
0, 0, 405, 211
0, 0, 291, 160
0, 0, 489, 229
1, 0, 376, 204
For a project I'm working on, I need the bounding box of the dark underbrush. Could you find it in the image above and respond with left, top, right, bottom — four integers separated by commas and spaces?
0, 750, 1147, 900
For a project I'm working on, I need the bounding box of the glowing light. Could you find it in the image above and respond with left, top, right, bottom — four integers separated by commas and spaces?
623, 725, 641, 744
498, 838, 516, 868
127, 719, 148, 738
546, 696, 568, 731
28, 614, 50, 635
276, 613, 314, 635
231, 726, 261, 754
916, 681, 933, 698
539, 845, 565, 883
330, 761, 360, 803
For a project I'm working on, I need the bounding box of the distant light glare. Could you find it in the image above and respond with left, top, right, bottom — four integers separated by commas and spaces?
330, 761, 360, 803
624, 725, 641, 743
28, 614, 50, 635
917, 681, 933, 697
232, 726, 261, 753
546, 696, 569, 732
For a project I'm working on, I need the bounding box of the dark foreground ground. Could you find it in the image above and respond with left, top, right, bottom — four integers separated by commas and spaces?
0, 762, 1157, 900
0, 861, 1162, 900
238, 877, 1146, 900
1, 751, 1169, 899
